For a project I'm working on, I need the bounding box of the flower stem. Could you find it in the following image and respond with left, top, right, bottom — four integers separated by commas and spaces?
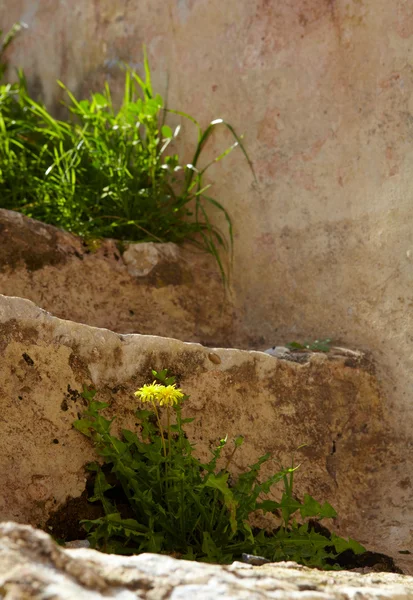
167, 406, 171, 457
151, 400, 167, 458
224, 446, 238, 472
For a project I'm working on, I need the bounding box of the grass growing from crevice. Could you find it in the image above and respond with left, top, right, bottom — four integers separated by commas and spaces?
0, 26, 255, 283
73, 369, 366, 568
286, 339, 332, 353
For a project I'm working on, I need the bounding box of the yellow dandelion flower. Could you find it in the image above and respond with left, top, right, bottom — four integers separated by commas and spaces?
134, 382, 163, 403
157, 384, 184, 406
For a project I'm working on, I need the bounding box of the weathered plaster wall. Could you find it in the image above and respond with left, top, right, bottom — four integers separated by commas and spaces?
1, 3, 413, 433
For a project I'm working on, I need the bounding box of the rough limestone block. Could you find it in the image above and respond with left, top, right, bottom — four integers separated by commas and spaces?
0, 209, 234, 346
1, 522, 413, 599
1, 293, 408, 571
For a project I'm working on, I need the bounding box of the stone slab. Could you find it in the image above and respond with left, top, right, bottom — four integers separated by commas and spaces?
1, 522, 413, 599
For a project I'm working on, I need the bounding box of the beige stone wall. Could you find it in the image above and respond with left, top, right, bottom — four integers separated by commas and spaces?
1, 1, 413, 440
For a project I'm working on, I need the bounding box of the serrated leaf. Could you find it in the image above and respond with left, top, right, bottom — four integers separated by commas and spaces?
280, 494, 302, 518
89, 471, 113, 499
299, 494, 321, 518
202, 531, 219, 560
89, 471, 115, 515
331, 533, 366, 555
255, 499, 280, 513
204, 473, 238, 534
81, 386, 97, 402
85, 462, 100, 472
135, 409, 153, 420
106, 515, 148, 535
300, 495, 337, 520
122, 429, 142, 446
89, 400, 110, 413
319, 501, 337, 519
73, 418, 93, 437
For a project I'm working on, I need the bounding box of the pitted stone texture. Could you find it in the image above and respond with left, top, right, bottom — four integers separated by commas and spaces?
0, 523, 413, 600
123, 242, 180, 277
0, 294, 411, 573
0, 209, 234, 346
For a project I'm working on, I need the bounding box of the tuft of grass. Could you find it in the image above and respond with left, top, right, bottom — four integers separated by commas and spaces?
286, 339, 332, 353
0, 37, 255, 284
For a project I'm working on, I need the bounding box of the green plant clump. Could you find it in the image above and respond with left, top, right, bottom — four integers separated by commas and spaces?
0, 25, 254, 282
73, 369, 365, 568
287, 339, 332, 353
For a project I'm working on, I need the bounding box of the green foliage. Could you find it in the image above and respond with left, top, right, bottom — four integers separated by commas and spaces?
0, 38, 255, 283
73, 371, 365, 568
287, 339, 332, 353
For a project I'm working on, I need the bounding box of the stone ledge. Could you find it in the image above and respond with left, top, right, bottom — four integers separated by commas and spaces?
1, 523, 413, 599
0, 208, 234, 346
